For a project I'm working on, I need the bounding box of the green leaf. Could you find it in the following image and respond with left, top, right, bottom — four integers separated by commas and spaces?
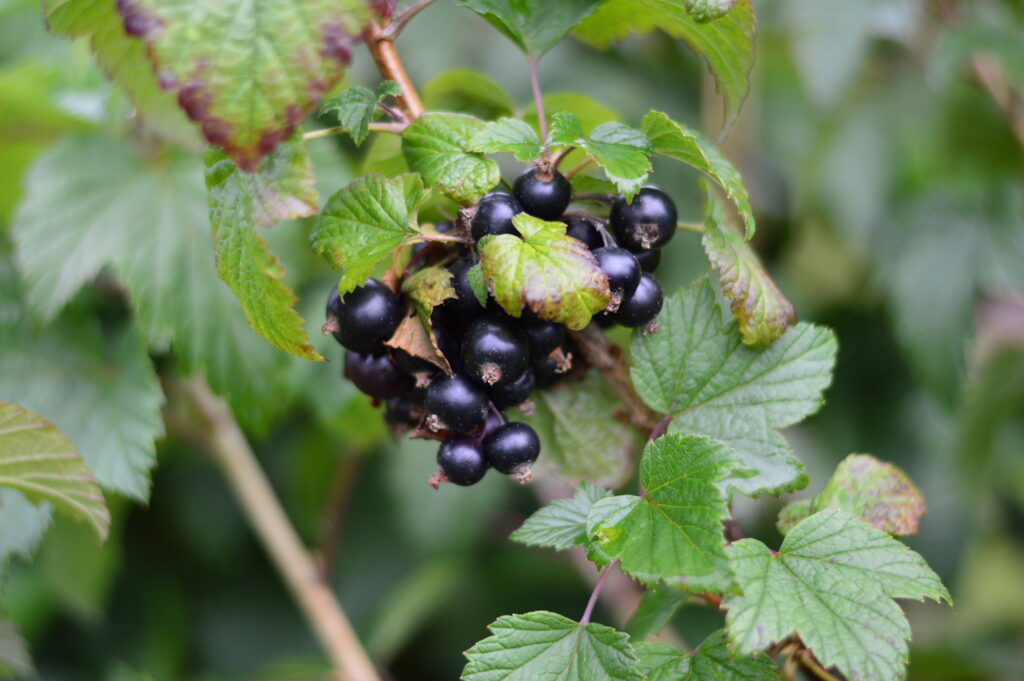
587, 434, 740, 589
702, 191, 792, 347
0, 401, 109, 542
401, 113, 500, 205
630, 278, 836, 497
479, 214, 610, 329
462, 611, 642, 681
205, 139, 322, 361
641, 110, 754, 238
724, 509, 951, 681
523, 373, 640, 488
525, 93, 622, 134
625, 589, 685, 640
421, 69, 517, 119
393, 265, 457, 373
778, 454, 926, 536
459, 0, 608, 57
467, 264, 489, 307
635, 631, 775, 681
0, 619, 32, 679
10, 135, 290, 429
118, 0, 369, 169
511, 482, 611, 550
312, 173, 429, 294
635, 642, 687, 681
549, 113, 652, 200
575, 0, 755, 127
320, 81, 401, 146
0, 488, 51, 568
685, 0, 741, 22
468, 118, 543, 162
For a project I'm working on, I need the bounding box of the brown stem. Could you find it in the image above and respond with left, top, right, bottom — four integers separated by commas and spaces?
527, 56, 549, 160
381, 0, 438, 40
316, 452, 366, 580
564, 157, 594, 179
180, 378, 382, 681
304, 121, 406, 141
366, 21, 424, 119
796, 649, 845, 681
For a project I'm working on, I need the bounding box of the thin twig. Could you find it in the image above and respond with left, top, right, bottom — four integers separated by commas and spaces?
527, 56, 549, 160
551, 145, 576, 169
677, 221, 705, 234
181, 377, 382, 681
366, 21, 425, 119
564, 157, 594, 179
316, 452, 366, 580
796, 649, 845, 681
580, 559, 619, 625
304, 121, 406, 141
382, 0, 439, 40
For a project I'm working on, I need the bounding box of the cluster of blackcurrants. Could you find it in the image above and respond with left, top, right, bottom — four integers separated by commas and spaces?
325, 165, 676, 487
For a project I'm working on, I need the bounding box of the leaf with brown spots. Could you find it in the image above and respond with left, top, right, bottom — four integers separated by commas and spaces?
387, 265, 457, 373
119, 0, 369, 169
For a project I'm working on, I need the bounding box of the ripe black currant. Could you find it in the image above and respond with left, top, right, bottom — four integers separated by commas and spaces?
424, 372, 489, 433
438, 257, 489, 326
610, 187, 678, 250
593, 247, 641, 303
384, 395, 423, 430
488, 369, 535, 410
344, 351, 414, 399
390, 346, 439, 378
632, 248, 662, 273
565, 218, 604, 251
326, 279, 404, 355
533, 346, 572, 389
484, 422, 541, 475
522, 319, 565, 360
437, 437, 488, 486
462, 316, 530, 386
471, 192, 521, 242
613, 273, 663, 328
513, 167, 572, 220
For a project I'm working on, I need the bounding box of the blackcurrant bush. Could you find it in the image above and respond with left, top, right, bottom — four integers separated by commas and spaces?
461, 317, 530, 386
533, 346, 572, 389
614, 273, 663, 328
632, 248, 662, 273
488, 369, 535, 410
424, 373, 489, 433
484, 422, 541, 475
471, 192, 521, 242
565, 218, 604, 251
344, 351, 414, 399
325, 279, 404, 355
437, 437, 488, 486
610, 187, 678, 250
522, 319, 565, 360
513, 167, 571, 221
384, 395, 423, 430
593, 247, 641, 303
438, 257, 489, 325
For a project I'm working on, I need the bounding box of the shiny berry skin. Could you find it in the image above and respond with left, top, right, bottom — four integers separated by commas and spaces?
614, 273, 663, 327
533, 347, 571, 389
523, 319, 564, 360
326, 279, 405, 355
437, 437, 488, 486
610, 187, 678, 250
424, 373, 489, 433
484, 422, 541, 474
462, 317, 530, 386
593, 247, 641, 300
513, 167, 572, 220
471, 192, 521, 242
632, 248, 662, 273
565, 218, 603, 250
438, 258, 489, 325
344, 351, 414, 399
488, 369, 535, 410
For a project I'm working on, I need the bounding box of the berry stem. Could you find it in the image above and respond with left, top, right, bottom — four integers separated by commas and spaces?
551, 145, 576, 169
676, 220, 706, 234
564, 157, 594, 179
367, 20, 425, 119
527, 56, 549, 160
795, 648, 844, 681
381, 0, 439, 40
303, 121, 406, 141
580, 559, 619, 625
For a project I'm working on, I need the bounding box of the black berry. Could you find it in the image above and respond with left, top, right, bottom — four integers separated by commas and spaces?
390, 346, 439, 378
326, 279, 404, 355
632, 248, 662, 273
461, 317, 530, 386
565, 218, 604, 251
344, 351, 414, 399
533, 346, 572, 389
437, 437, 488, 486
424, 373, 489, 433
438, 257, 489, 325
384, 395, 423, 430
484, 422, 541, 475
513, 167, 571, 220
471, 192, 521, 242
610, 187, 678, 250
593, 247, 641, 302
613, 273, 663, 328
488, 369, 535, 410
522, 319, 565, 360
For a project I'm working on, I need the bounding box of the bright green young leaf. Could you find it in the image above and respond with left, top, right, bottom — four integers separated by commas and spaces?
312, 173, 429, 294
459, 0, 608, 57
118, 0, 368, 169
636, 630, 776, 681
778, 454, 926, 536
523, 373, 640, 488
401, 113, 500, 205
625, 589, 685, 641
724, 509, 951, 681
478, 213, 610, 329
320, 81, 402, 146
549, 112, 652, 200
511, 482, 611, 550
421, 69, 517, 119
467, 264, 489, 307
575, 0, 755, 127
702, 192, 793, 347
205, 140, 323, 361
587, 434, 740, 589
630, 278, 836, 497
0, 619, 33, 679
0, 401, 109, 542
641, 110, 754, 238
10, 135, 290, 429
468, 118, 543, 162
524, 93, 622, 134
462, 611, 642, 681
